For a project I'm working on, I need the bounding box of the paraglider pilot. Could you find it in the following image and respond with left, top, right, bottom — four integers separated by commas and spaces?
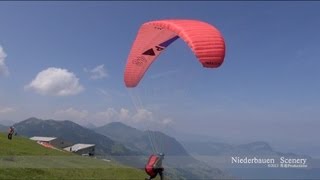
8, 126, 15, 140
145, 153, 164, 180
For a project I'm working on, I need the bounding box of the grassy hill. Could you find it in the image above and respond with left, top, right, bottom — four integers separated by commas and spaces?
0, 132, 146, 179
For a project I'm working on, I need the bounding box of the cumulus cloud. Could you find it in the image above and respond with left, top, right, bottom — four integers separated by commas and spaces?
96, 108, 119, 121
85, 64, 108, 80
25, 67, 84, 96
0, 107, 15, 114
96, 108, 153, 123
161, 117, 173, 125
94, 107, 173, 128
119, 108, 130, 120
0, 46, 9, 76
132, 108, 154, 123
54, 107, 88, 120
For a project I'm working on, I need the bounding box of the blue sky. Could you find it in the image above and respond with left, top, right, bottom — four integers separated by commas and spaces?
0, 2, 319, 155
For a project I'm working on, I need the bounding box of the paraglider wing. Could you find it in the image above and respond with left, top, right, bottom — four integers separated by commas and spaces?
124, 19, 226, 88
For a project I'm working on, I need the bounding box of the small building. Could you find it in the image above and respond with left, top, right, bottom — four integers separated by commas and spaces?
30, 136, 57, 143
64, 143, 95, 156
30, 136, 73, 149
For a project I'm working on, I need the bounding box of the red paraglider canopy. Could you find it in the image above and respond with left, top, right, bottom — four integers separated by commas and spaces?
124, 19, 226, 88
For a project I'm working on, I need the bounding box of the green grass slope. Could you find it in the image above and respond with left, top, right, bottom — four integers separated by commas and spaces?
0, 133, 146, 179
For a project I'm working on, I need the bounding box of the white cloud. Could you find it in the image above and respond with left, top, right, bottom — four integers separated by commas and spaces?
119, 108, 130, 120
94, 107, 173, 128
161, 117, 173, 125
54, 107, 88, 120
0, 46, 9, 76
96, 108, 153, 123
0, 107, 15, 114
85, 64, 108, 80
25, 67, 84, 96
96, 108, 118, 121
132, 108, 154, 123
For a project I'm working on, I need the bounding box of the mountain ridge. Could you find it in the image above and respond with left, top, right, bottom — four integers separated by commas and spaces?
13, 117, 133, 156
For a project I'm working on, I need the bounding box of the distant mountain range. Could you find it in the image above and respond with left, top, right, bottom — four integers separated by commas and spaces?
182, 141, 279, 156
182, 141, 320, 179
0, 119, 17, 126
0, 124, 8, 132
